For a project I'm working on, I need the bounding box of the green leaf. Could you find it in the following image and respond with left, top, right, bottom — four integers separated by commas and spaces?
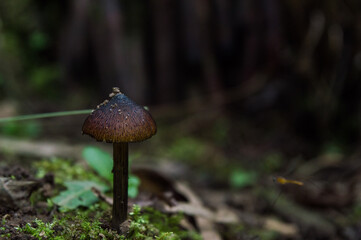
82, 146, 141, 198
229, 169, 257, 189
82, 146, 113, 182
52, 181, 108, 211
128, 175, 140, 198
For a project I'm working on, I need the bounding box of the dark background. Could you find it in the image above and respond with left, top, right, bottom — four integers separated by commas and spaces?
0, 0, 361, 161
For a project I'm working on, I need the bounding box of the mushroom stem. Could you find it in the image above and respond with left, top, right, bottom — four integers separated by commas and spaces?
112, 142, 128, 231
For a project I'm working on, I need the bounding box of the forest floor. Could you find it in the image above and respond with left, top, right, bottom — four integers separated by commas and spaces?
0, 112, 361, 240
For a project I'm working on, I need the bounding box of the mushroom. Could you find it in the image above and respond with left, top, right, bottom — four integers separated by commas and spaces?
82, 87, 157, 231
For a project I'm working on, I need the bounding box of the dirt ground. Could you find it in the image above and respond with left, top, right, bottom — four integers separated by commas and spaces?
1, 157, 361, 240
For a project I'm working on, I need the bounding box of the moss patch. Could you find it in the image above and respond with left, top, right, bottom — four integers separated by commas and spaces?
12, 205, 201, 240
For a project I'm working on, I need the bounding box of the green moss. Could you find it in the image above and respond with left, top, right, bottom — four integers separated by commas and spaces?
14, 205, 201, 240
18, 218, 61, 240
167, 137, 208, 162
127, 205, 201, 240
35, 157, 103, 184
16, 204, 121, 240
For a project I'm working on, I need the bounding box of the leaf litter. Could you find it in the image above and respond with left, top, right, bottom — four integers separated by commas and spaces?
1, 143, 361, 239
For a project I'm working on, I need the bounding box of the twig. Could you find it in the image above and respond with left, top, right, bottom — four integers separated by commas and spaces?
91, 187, 113, 205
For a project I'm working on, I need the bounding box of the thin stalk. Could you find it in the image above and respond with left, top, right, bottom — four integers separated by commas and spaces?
112, 142, 128, 231
0, 109, 92, 123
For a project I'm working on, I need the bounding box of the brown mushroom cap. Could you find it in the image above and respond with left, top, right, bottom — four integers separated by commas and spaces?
82, 89, 157, 143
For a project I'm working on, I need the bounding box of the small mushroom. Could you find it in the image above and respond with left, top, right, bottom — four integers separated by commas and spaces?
82, 87, 157, 231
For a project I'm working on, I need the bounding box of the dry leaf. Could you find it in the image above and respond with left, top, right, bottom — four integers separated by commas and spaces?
263, 218, 298, 236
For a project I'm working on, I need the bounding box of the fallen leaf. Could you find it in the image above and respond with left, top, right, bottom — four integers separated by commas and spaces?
263, 218, 298, 236
172, 182, 225, 240
52, 181, 108, 211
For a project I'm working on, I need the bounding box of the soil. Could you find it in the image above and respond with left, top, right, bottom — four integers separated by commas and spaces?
0, 166, 53, 240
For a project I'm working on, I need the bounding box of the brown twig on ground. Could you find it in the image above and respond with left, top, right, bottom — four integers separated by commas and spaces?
91, 187, 113, 206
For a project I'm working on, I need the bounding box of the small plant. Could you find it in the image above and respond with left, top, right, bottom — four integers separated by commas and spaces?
82, 146, 140, 198
47, 146, 140, 211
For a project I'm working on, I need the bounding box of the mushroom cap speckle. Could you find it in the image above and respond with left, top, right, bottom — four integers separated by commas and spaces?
82, 90, 157, 143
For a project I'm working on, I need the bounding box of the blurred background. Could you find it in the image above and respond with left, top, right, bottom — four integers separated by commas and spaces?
1, 0, 361, 238
0, 0, 361, 154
